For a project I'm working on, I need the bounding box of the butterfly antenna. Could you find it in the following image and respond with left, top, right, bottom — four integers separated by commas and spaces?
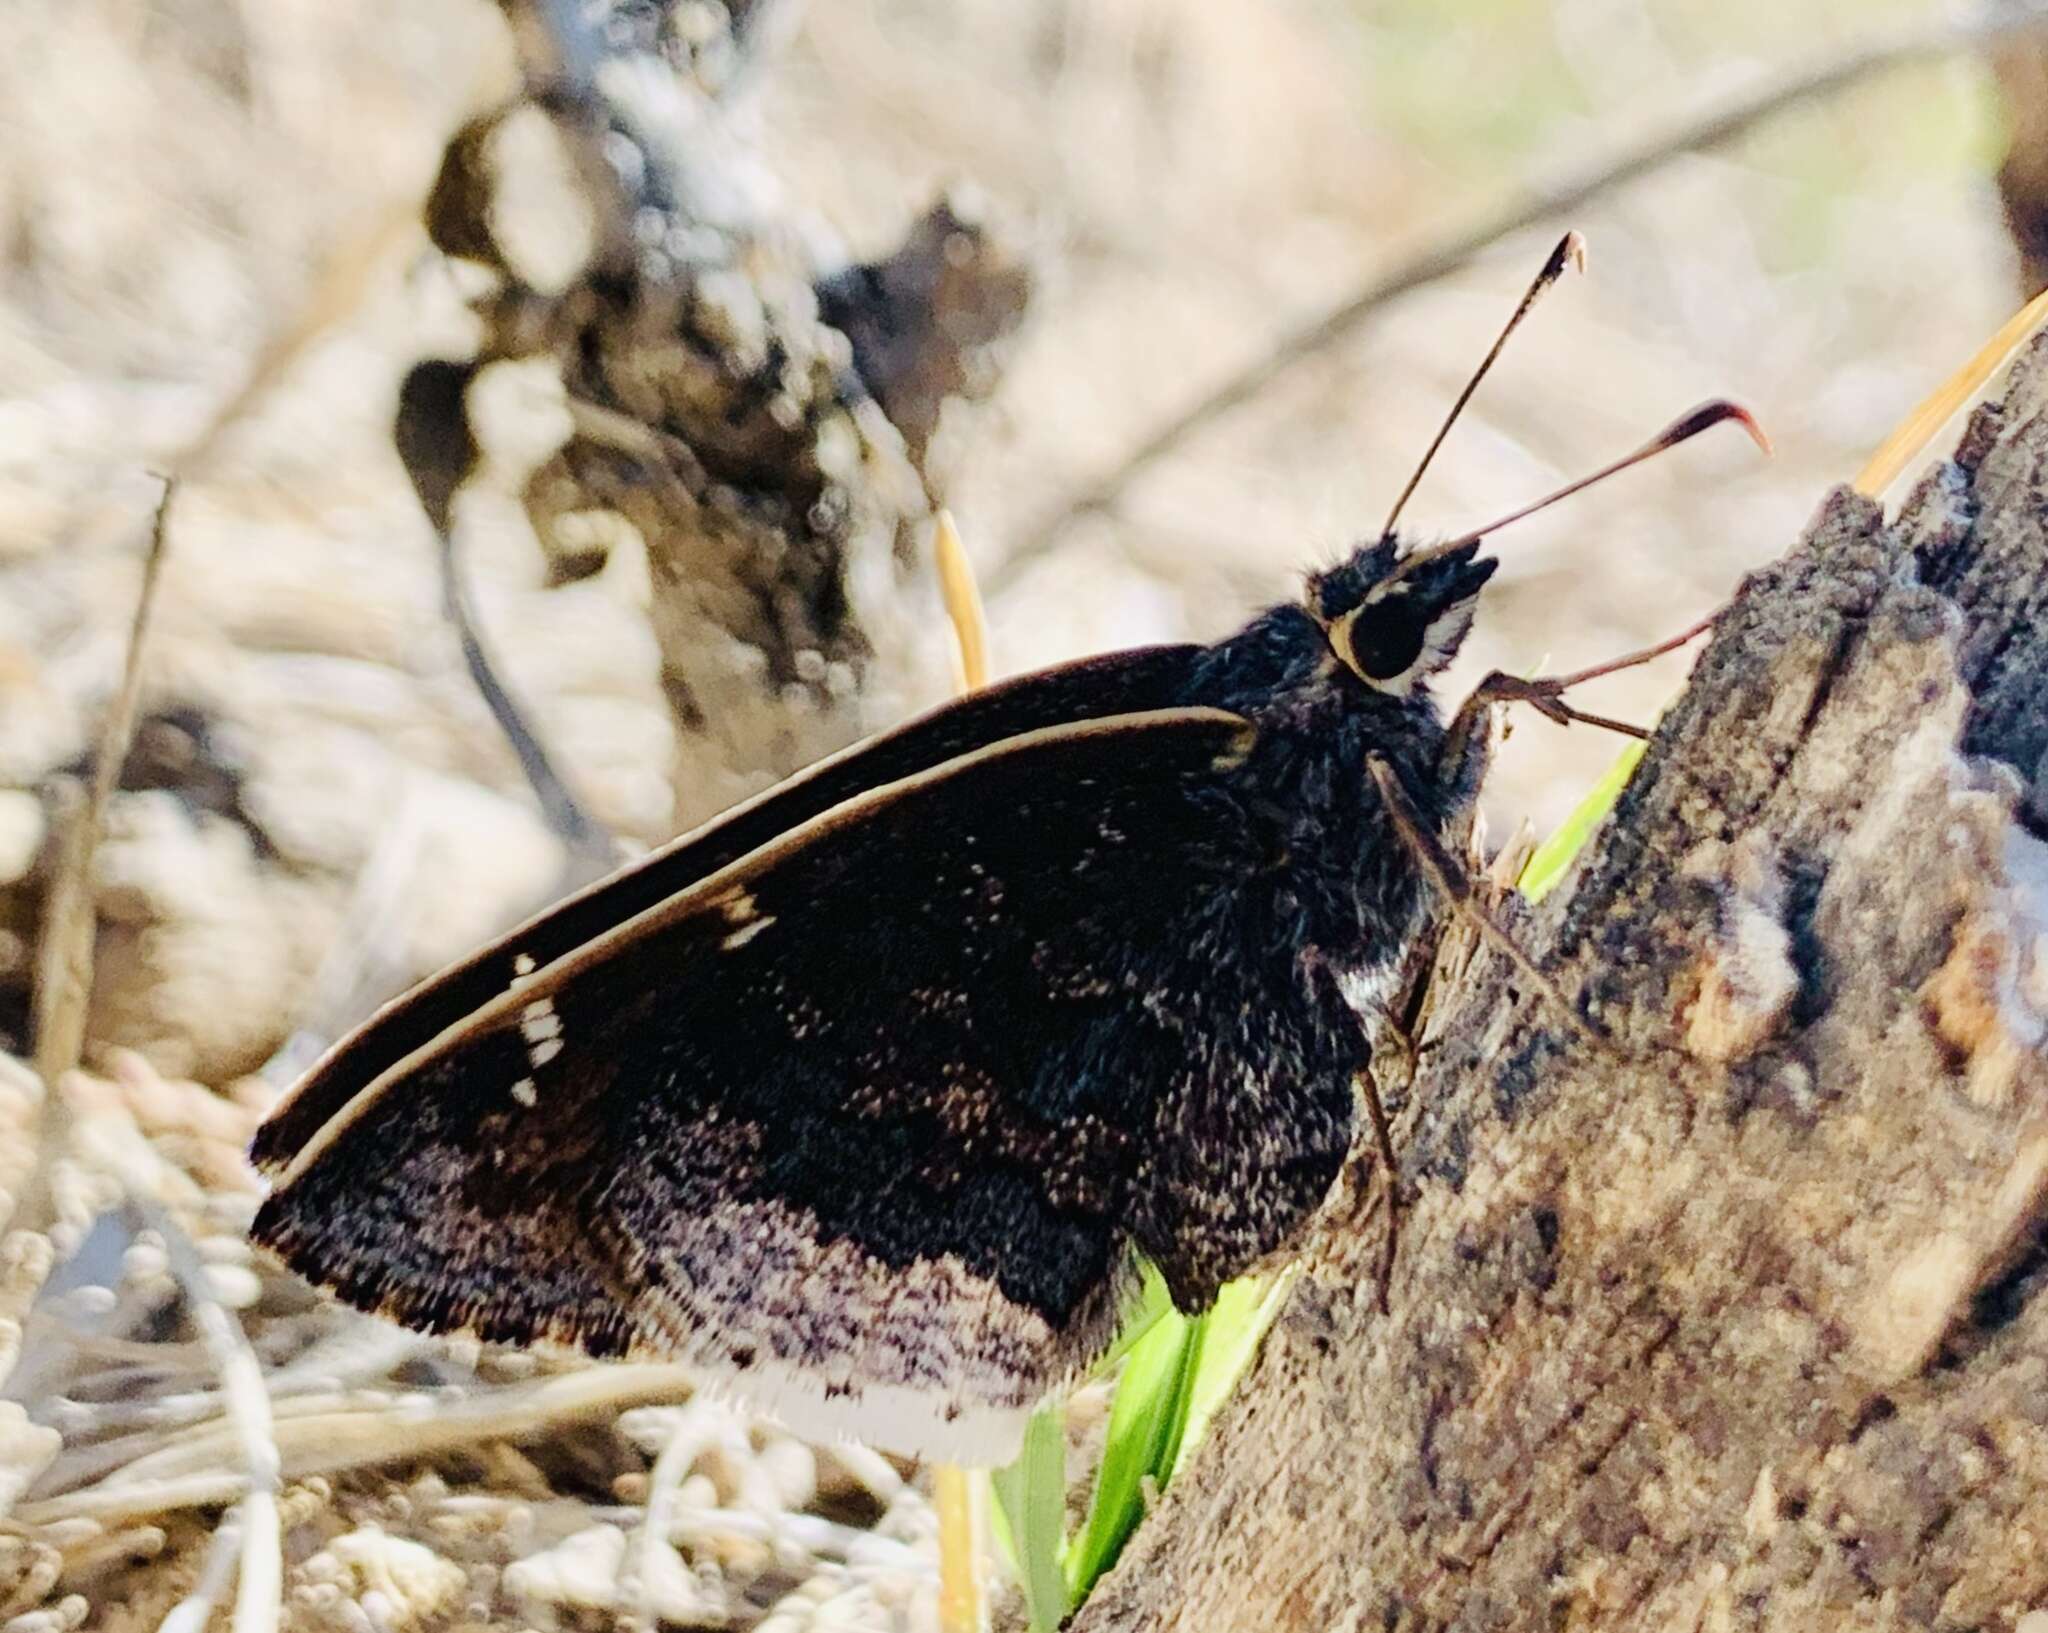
1386, 399, 1771, 585
1379, 231, 1588, 543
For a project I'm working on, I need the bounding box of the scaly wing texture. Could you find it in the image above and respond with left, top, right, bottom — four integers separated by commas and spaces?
256, 707, 1366, 1464
251, 645, 1206, 1177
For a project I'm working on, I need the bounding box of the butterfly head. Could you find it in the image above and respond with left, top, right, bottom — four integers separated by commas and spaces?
1307, 538, 1498, 698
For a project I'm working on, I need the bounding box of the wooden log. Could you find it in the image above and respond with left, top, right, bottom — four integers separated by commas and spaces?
1075, 338, 2048, 1632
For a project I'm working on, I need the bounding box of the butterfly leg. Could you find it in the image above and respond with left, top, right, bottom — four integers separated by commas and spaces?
1462, 672, 1649, 740
1355, 1062, 1400, 1315
1364, 755, 1608, 1055
1335, 968, 1486, 1313
1456, 607, 1722, 743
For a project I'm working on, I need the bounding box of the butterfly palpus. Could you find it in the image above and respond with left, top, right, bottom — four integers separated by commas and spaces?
250, 233, 1767, 1464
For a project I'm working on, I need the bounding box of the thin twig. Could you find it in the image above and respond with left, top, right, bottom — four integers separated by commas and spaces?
33, 484, 175, 1086
27, 778, 91, 1098
17, 483, 176, 1252
130, 1198, 279, 1633
999, 0, 2048, 582
395, 363, 617, 890
440, 533, 616, 884
154, 1514, 244, 1633
18, 1363, 702, 1527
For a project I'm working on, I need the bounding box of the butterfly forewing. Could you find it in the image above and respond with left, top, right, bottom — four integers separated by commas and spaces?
251, 645, 1207, 1177
254, 705, 1325, 1463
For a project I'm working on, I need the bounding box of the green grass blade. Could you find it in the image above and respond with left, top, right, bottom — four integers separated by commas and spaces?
1149, 1306, 1207, 1490
1063, 1266, 1294, 1606
1088, 1258, 1174, 1377
1517, 741, 1644, 902
1064, 1301, 1195, 1599
989, 1405, 1070, 1633
1167, 1269, 1294, 1481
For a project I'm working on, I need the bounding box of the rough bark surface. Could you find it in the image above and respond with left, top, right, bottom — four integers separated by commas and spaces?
1075, 340, 2048, 1632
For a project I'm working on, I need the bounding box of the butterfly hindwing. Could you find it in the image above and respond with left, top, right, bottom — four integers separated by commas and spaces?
251, 645, 1207, 1178
254, 705, 1359, 1463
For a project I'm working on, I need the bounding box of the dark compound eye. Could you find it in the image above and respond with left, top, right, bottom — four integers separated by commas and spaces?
1336, 600, 1427, 682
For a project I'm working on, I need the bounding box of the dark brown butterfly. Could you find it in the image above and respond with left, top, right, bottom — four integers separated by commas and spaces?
249, 235, 1764, 1463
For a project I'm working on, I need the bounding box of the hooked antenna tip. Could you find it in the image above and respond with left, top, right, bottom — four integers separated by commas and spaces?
1666, 398, 1772, 459
1538, 231, 1588, 289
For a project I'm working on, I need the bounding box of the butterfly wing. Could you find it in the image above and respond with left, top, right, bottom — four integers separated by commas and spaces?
251, 645, 1206, 1177
255, 704, 1364, 1464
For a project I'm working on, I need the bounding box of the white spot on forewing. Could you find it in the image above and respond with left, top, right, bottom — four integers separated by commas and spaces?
721, 915, 776, 951
513, 952, 537, 977
517, 996, 567, 1073
711, 886, 759, 927
511, 1078, 538, 1107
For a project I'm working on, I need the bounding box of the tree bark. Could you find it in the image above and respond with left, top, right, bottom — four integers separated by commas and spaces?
1075, 340, 2048, 1631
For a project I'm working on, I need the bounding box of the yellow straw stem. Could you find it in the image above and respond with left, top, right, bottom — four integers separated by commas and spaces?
935, 509, 991, 692
933, 504, 993, 1633
1855, 285, 2048, 500
935, 1463, 989, 1633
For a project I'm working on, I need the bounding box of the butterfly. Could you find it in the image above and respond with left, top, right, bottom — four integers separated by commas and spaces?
248, 234, 1764, 1465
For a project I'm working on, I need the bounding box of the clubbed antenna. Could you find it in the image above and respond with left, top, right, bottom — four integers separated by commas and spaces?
1384, 399, 1772, 586
1379, 230, 1588, 542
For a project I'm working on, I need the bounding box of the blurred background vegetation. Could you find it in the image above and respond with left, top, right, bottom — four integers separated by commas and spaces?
2, 1, 2024, 866
0, 2, 2040, 1626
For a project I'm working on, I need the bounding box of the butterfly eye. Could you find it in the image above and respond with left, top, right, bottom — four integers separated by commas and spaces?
1329, 601, 1428, 685
1329, 592, 1479, 696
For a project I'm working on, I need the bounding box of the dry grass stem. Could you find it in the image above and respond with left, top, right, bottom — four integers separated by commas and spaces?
1855, 283, 2048, 498
31, 485, 175, 1094
933, 508, 991, 1632
9, 485, 178, 1369
934, 511, 992, 694
21, 1364, 702, 1528
132, 1196, 278, 1633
